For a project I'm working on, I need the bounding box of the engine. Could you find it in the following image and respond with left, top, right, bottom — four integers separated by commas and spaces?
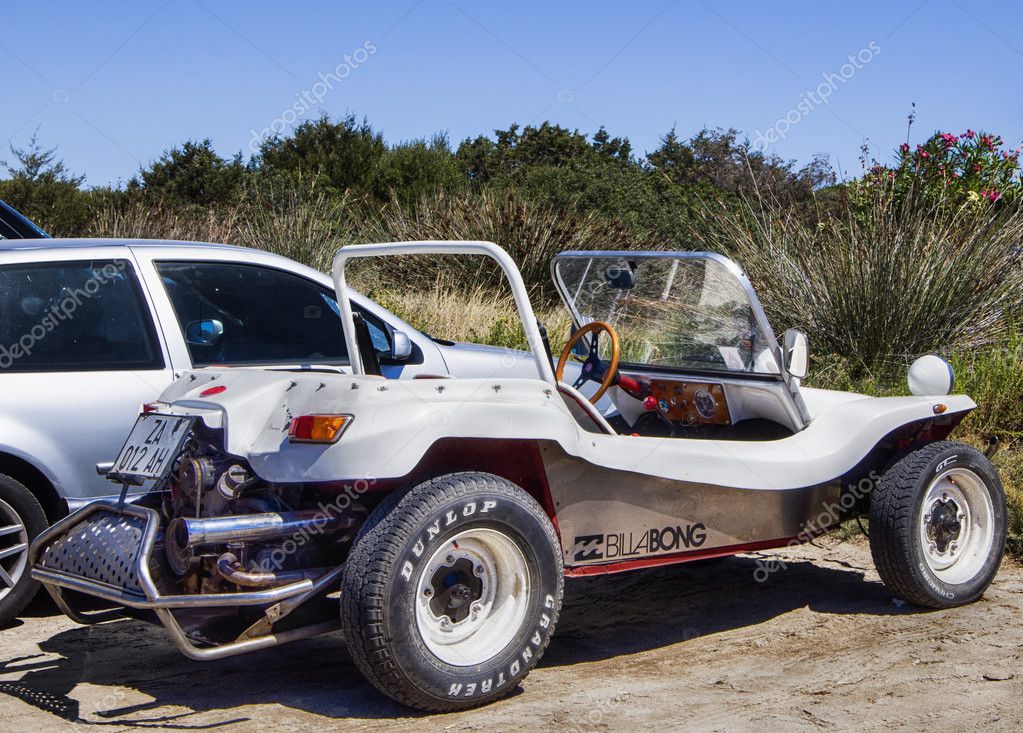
160, 428, 365, 596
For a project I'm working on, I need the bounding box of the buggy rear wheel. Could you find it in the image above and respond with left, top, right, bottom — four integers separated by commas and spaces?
869, 441, 1006, 609
340, 472, 563, 711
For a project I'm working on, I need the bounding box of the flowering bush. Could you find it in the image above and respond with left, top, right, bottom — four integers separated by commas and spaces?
864, 129, 1021, 206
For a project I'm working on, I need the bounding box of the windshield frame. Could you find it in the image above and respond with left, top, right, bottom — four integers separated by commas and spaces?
551, 250, 785, 380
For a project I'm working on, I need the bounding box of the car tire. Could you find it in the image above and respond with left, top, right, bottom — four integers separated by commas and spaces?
340, 472, 563, 712
869, 441, 1006, 609
0, 473, 47, 627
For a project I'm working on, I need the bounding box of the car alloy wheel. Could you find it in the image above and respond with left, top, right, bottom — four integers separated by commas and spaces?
0, 498, 30, 603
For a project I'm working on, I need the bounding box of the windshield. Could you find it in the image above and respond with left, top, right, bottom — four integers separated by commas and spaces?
553, 253, 780, 375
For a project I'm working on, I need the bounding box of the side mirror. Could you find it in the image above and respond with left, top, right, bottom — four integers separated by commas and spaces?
390, 330, 413, 361
783, 328, 809, 380
185, 319, 224, 346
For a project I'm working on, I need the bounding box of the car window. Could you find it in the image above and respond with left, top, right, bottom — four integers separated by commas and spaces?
0, 259, 164, 372
155, 261, 391, 367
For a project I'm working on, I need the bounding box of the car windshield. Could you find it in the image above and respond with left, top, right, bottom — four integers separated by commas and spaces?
553, 253, 780, 375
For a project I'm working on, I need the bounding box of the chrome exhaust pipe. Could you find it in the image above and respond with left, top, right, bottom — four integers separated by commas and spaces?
215, 551, 327, 588
168, 510, 353, 550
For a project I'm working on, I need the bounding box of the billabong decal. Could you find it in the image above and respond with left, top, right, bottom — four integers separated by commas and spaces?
572, 523, 708, 562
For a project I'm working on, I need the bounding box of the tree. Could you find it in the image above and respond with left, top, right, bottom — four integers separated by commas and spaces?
371, 133, 464, 203
132, 139, 245, 205
256, 114, 386, 195
0, 131, 93, 235
646, 127, 834, 205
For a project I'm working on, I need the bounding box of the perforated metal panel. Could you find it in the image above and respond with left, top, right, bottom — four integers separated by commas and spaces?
37, 510, 146, 594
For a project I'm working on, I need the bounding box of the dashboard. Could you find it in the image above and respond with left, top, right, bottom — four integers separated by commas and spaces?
642, 379, 731, 426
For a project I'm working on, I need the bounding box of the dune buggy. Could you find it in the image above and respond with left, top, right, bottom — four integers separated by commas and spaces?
31, 241, 1007, 711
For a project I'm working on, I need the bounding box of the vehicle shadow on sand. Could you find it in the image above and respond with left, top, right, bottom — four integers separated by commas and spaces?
0, 550, 917, 726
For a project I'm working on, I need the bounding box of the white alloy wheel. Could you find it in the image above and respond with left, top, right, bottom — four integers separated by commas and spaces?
415, 527, 531, 667
918, 468, 995, 585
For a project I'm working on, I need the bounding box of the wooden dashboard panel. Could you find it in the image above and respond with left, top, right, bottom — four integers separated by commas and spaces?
645, 380, 731, 426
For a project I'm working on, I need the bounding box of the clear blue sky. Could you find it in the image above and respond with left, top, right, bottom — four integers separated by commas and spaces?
4, 0, 1022, 187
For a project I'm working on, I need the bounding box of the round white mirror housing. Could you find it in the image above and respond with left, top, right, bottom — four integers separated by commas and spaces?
908, 354, 954, 396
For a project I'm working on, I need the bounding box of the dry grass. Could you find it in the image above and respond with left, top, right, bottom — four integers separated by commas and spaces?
356, 187, 639, 305
361, 280, 571, 349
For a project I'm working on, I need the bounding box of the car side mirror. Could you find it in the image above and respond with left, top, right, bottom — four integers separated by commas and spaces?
185, 319, 224, 346
783, 328, 809, 380
390, 330, 413, 361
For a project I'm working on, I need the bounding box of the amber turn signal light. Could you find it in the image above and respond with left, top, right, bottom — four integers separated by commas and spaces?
288, 414, 353, 443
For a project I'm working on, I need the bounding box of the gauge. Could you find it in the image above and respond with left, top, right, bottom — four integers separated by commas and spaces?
693, 389, 717, 419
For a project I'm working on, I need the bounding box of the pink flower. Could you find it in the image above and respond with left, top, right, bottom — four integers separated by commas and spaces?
973, 163, 981, 172
965, 129, 975, 139
899, 143, 910, 154
921, 151, 930, 159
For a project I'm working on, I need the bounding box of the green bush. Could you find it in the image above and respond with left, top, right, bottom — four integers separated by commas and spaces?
862, 129, 1021, 206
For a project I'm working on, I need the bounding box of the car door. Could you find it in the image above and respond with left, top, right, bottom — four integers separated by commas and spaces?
0, 252, 175, 504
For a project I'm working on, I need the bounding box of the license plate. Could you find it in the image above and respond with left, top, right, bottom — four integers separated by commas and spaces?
109, 414, 194, 484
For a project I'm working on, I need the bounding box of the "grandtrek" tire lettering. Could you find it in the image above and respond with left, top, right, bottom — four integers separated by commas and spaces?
446, 593, 557, 698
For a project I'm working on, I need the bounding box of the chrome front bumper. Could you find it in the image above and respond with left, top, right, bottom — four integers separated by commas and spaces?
30, 501, 341, 660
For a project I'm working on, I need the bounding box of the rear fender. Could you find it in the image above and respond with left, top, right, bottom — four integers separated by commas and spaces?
360, 438, 560, 539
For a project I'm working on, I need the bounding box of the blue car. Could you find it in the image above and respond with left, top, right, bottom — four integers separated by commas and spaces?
0, 201, 49, 240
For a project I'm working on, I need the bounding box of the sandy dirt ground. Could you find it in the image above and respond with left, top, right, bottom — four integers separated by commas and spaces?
1, 536, 1021, 732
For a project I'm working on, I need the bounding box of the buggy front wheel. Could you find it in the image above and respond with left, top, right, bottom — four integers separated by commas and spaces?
869, 441, 1006, 609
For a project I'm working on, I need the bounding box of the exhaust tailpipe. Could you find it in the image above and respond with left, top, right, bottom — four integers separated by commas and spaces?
168, 510, 354, 551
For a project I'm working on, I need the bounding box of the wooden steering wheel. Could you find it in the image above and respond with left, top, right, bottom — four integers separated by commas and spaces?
555, 321, 621, 404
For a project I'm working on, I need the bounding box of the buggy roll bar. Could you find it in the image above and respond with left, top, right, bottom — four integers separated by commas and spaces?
332, 241, 558, 385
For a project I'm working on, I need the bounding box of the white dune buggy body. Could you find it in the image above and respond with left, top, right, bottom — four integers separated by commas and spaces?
157, 367, 971, 569
30, 240, 1002, 712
